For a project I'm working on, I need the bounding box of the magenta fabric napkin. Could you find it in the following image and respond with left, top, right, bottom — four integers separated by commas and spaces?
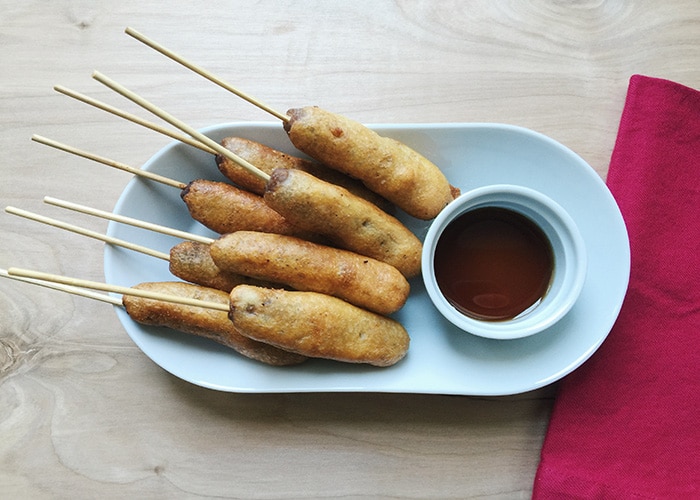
533, 75, 700, 499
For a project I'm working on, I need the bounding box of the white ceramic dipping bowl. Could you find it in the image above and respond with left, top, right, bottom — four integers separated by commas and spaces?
422, 184, 587, 340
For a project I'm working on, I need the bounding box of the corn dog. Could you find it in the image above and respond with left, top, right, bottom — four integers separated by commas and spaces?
169, 240, 276, 292
210, 231, 410, 315
263, 168, 422, 278
217, 136, 393, 212
122, 281, 307, 366
284, 106, 456, 220
229, 285, 410, 367
181, 178, 317, 239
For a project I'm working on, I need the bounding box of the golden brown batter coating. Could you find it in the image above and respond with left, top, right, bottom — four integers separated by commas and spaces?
122, 282, 307, 366
180, 179, 315, 239
263, 168, 422, 278
229, 285, 410, 367
284, 106, 456, 219
169, 240, 275, 292
209, 231, 410, 315
217, 137, 302, 194
217, 136, 394, 212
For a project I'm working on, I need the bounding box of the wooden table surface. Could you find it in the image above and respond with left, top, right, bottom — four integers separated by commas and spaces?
2, 2, 698, 498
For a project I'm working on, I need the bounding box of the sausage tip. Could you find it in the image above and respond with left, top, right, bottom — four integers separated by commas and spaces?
266, 167, 289, 193
180, 180, 194, 200
283, 108, 299, 132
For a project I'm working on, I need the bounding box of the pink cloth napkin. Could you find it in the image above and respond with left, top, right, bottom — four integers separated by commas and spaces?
533, 75, 700, 499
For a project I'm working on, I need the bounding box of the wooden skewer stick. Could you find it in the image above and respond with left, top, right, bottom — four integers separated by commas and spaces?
31, 134, 187, 189
5, 206, 170, 260
1, 268, 122, 306
92, 71, 270, 183
53, 85, 215, 155
124, 27, 289, 123
7, 268, 229, 312
43, 197, 214, 245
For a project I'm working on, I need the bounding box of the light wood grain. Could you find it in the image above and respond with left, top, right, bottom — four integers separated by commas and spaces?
2, 1, 698, 498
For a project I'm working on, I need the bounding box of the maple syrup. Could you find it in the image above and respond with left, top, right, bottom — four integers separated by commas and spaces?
433, 207, 554, 321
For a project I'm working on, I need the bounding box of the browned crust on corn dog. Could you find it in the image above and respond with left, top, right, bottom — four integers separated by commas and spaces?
263, 168, 422, 278
180, 179, 316, 239
122, 282, 307, 366
284, 106, 456, 219
169, 241, 276, 292
217, 136, 394, 212
229, 285, 410, 367
210, 231, 410, 315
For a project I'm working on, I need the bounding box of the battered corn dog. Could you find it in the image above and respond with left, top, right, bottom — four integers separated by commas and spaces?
229, 285, 410, 367
209, 231, 410, 315
122, 282, 307, 366
284, 106, 456, 219
181, 179, 316, 239
169, 240, 276, 292
263, 168, 422, 278
217, 136, 393, 212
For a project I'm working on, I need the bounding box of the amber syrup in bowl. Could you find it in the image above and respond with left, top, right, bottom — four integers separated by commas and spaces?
433, 207, 554, 321
422, 184, 587, 340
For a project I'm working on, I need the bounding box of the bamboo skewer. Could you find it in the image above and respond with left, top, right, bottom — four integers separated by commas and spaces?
6, 268, 229, 312
43, 196, 214, 244
31, 134, 254, 244
53, 85, 215, 155
5, 206, 170, 260
31, 135, 187, 189
124, 27, 289, 123
92, 71, 270, 183
1, 268, 122, 306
